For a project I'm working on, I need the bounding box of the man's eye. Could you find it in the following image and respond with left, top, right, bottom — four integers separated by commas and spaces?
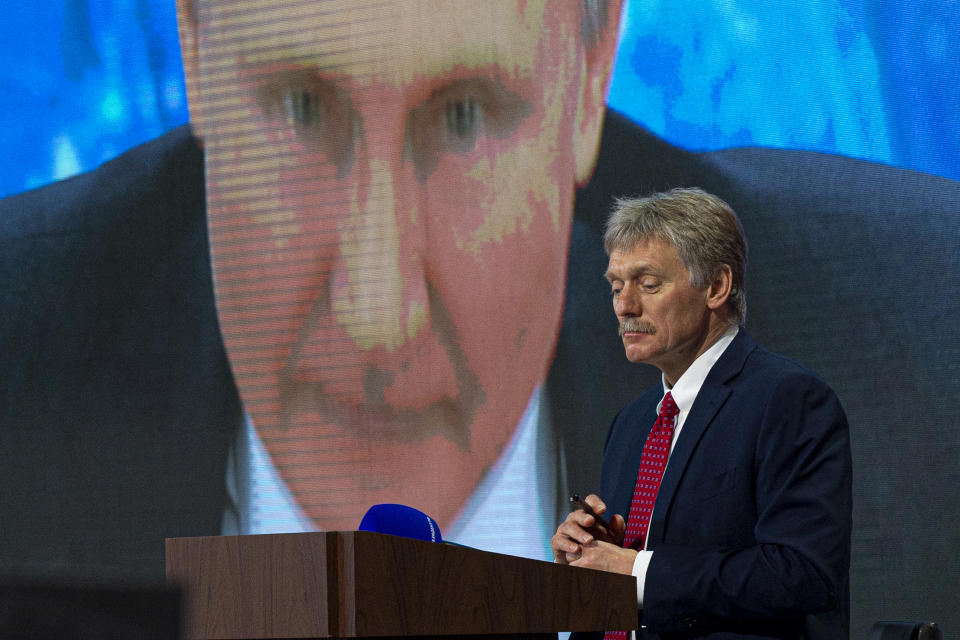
283, 89, 324, 128
445, 98, 481, 141
256, 75, 357, 176
404, 77, 530, 182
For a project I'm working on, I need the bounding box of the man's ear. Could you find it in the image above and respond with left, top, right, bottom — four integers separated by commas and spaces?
175, 0, 205, 136
706, 265, 734, 311
573, 0, 623, 186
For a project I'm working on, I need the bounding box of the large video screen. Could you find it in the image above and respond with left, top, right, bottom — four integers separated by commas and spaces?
2, 2, 957, 637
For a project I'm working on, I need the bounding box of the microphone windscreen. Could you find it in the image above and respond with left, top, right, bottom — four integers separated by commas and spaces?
358, 504, 443, 543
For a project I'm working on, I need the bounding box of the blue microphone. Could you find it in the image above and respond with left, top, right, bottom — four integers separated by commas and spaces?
358, 504, 443, 543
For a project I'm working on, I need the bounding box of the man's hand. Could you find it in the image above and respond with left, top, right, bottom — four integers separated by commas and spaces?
570, 539, 638, 575
551, 493, 630, 572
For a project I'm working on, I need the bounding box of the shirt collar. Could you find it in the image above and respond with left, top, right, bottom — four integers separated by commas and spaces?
661, 325, 739, 414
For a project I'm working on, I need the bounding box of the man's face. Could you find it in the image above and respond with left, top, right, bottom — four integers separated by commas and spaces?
182, 0, 611, 529
606, 238, 714, 384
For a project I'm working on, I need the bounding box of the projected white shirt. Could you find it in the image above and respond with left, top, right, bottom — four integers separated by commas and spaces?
223, 386, 557, 562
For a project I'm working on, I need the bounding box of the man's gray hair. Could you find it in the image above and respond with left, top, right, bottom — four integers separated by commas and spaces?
604, 187, 748, 325
184, 1, 616, 50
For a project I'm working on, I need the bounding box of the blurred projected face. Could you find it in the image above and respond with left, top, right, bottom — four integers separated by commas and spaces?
180, 0, 614, 530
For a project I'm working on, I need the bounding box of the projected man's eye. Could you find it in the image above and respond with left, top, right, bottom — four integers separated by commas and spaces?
405, 77, 533, 182
256, 73, 357, 176
283, 89, 324, 128
445, 98, 481, 143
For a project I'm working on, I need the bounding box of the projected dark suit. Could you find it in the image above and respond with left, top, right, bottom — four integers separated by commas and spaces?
0, 128, 237, 581
1, 112, 958, 637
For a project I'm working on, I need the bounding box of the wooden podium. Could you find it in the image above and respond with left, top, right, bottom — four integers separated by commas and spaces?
166, 531, 637, 640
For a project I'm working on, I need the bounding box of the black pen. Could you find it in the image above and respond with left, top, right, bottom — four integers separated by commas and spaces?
569, 494, 612, 533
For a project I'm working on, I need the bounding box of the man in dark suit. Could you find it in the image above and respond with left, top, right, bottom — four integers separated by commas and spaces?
551, 111, 960, 638
552, 188, 852, 639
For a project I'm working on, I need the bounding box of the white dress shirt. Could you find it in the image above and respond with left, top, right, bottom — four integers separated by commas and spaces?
631, 326, 739, 606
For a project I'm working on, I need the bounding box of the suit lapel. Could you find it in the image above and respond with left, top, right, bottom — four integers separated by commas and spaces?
645, 332, 757, 546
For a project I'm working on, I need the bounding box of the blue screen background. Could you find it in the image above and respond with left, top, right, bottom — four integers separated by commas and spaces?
1, 0, 957, 199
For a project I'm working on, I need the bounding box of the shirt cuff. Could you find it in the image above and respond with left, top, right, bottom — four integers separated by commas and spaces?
631, 550, 653, 607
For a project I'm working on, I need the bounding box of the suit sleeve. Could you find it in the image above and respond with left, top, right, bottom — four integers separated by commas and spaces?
641, 372, 852, 634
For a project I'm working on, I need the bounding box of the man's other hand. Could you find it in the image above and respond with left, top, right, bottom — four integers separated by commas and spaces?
550, 493, 626, 566
569, 539, 637, 574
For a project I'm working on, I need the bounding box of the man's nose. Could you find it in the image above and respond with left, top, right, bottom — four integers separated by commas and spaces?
329, 149, 429, 352
614, 283, 641, 317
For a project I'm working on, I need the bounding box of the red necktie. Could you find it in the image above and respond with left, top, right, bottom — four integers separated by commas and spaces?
605, 391, 679, 640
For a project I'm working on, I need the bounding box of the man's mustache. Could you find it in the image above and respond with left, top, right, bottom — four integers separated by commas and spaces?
618, 319, 657, 336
